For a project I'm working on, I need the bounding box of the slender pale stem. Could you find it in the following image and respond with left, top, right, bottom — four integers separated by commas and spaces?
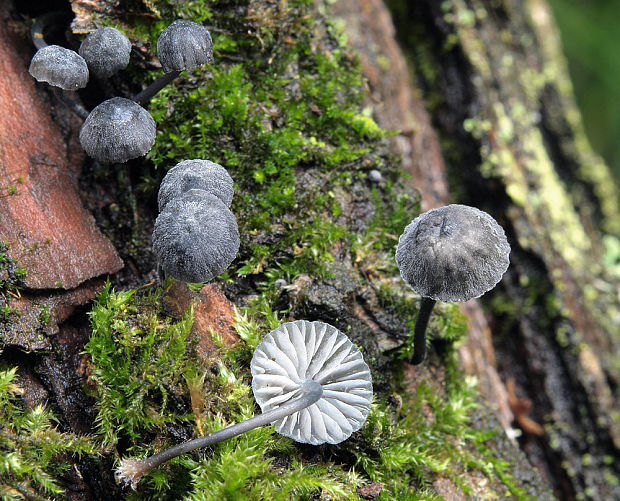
411, 297, 436, 365
117, 380, 323, 488
52, 88, 89, 119
133, 71, 181, 105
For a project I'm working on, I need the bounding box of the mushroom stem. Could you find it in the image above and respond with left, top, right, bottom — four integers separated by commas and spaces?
116, 380, 323, 489
411, 297, 436, 365
31, 11, 72, 50
133, 70, 181, 105
52, 88, 89, 120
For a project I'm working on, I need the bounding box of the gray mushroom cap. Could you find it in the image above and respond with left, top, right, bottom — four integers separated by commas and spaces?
395, 204, 510, 302
79, 97, 156, 163
79, 27, 131, 78
28, 45, 89, 90
158, 159, 234, 211
251, 320, 373, 445
156, 19, 213, 73
152, 190, 239, 283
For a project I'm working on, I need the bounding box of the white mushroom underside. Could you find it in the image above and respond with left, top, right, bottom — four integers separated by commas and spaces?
251, 320, 373, 445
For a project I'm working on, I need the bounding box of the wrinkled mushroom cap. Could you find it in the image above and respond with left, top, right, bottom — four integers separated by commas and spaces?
395, 204, 510, 302
152, 190, 239, 283
79, 97, 156, 163
251, 320, 373, 445
158, 159, 234, 211
28, 45, 89, 90
157, 19, 213, 73
79, 27, 131, 78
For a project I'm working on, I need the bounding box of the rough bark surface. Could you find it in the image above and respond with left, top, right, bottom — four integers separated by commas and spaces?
381, 1, 620, 499
0, 3, 123, 352
0, 16, 123, 291
331, 0, 515, 436
1, 0, 618, 500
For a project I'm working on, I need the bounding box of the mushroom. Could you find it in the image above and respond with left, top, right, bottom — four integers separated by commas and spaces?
133, 19, 213, 105
79, 27, 131, 78
395, 204, 510, 364
116, 320, 373, 488
79, 97, 156, 163
28, 45, 89, 91
152, 190, 240, 283
158, 159, 234, 211
251, 320, 373, 445
157, 19, 214, 73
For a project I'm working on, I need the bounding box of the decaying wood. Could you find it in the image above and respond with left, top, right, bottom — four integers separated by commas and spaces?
353, 1, 620, 499
1, 0, 618, 499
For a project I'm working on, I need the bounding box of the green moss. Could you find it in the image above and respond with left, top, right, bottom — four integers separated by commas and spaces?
0, 242, 27, 322
0, 366, 99, 500
357, 185, 419, 255
0, 243, 27, 294
135, 0, 389, 288
84, 283, 529, 500
85, 282, 198, 447
355, 368, 532, 500
68, 0, 548, 498
1, 176, 24, 199
38, 305, 50, 328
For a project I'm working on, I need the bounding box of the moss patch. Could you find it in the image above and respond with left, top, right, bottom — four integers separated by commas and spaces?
0, 366, 99, 500
84, 283, 533, 500
0, 242, 27, 322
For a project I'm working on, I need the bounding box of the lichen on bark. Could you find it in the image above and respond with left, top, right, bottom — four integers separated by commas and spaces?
384, 0, 620, 499
1, 0, 593, 498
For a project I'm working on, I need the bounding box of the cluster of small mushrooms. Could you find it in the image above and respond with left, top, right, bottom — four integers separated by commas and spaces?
29, 16, 213, 163
28, 11, 512, 490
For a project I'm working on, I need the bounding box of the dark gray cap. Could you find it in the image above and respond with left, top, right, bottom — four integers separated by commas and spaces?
156, 19, 213, 73
79, 97, 156, 163
395, 204, 510, 302
152, 190, 240, 283
28, 45, 89, 90
158, 159, 234, 211
79, 27, 131, 78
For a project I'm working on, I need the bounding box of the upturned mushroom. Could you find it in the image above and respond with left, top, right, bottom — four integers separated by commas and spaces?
152, 190, 240, 283
79, 97, 156, 163
158, 159, 234, 211
79, 27, 131, 78
252, 320, 373, 445
116, 320, 373, 488
395, 204, 510, 364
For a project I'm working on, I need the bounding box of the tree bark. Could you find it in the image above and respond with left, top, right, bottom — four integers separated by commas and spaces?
1, 0, 618, 500
336, 1, 620, 499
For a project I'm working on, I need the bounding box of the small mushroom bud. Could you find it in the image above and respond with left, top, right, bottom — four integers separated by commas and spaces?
79, 97, 156, 163
152, 190, 240, 283
396, 204, 510, 364
79, 27, 131, 78
158, 159, 234, 211
116, 320, 373, 488
29, 45, 89, 90
156, 19, 214, 73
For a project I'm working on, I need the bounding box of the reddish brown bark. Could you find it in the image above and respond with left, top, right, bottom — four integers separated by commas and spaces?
0, 9, 123, 291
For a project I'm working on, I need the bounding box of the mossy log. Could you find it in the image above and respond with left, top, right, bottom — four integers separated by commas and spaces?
0, 0, 617, 500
